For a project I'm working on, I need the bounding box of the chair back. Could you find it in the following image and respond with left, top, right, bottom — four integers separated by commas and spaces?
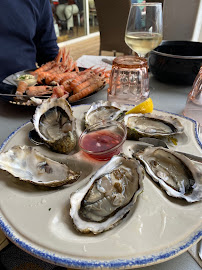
163, 0, 202, 41
146, 0, 164, 9
94, 0, 132, 55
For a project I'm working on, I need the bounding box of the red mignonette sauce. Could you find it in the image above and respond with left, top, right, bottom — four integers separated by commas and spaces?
79, 121, 127, 161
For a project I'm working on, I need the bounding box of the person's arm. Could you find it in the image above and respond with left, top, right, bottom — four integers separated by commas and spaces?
34, 0, 59, 66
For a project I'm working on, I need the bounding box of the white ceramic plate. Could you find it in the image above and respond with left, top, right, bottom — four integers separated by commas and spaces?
0, 105, 201, 269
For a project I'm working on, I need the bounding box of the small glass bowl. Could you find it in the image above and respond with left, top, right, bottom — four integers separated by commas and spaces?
13, 72, 38, 86
79, 120, 127, 161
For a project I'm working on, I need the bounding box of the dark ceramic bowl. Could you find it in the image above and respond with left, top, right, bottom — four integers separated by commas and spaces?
149, 40, 202, 85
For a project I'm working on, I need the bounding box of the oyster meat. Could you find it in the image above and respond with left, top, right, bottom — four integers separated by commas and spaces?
33, 97, 77, 154
85, 100, 127, 128
70, 155, 144, 234
0, 145, 80, 187
124, 113, 184, 139
136, 147, 202, 202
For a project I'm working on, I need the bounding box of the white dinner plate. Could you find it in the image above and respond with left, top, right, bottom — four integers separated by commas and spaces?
0, 104, 201, 269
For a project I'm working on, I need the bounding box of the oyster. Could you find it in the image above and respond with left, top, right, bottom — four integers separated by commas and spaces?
33, 97, 76, 154
70, 155, 144, 234
136, 147, 202, 202
0, 145, 80, 187
124, 113, 184, 139
84, 100, 127, 128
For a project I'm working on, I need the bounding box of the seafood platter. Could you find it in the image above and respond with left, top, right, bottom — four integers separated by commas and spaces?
0, 98, 201, 269
1, 47, 110, 106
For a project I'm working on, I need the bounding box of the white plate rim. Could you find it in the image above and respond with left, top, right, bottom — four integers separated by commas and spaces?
0, 106, 201, 269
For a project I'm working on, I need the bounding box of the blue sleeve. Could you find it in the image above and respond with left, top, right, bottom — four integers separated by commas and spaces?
34, 0, 59, 66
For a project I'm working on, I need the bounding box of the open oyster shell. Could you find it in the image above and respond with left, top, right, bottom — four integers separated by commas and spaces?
0, 145, 80, 187
33, 97, 77, 154
70, 155, 144, 234
136, 147, 202, 202
124, 113, 184, 139
84, 100, 127, 128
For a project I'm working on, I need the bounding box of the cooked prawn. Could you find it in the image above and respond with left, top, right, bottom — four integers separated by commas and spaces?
68, 79, 105, 103
103, 70, 111, 78
61, 48, 78, 72
69, 69, 95, 89
69, 61, 79, 72
45, 71, 77, 85
37, 66, 69, 85
34, 48, 68, 81
37, 69, 65, 84
60, 72, 78, 84
32, 48, 63, 74
69, 67, 106, 89
26, 86, 53, 97
51, 85, 69, 99
63, 81, 73, 93
46, 49, 70, 74
37, 71, 50, 84
73, 74, 104, 95
16, 81, 28, 95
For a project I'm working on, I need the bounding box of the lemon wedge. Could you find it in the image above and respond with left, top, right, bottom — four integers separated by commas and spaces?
125, 97, 154, 114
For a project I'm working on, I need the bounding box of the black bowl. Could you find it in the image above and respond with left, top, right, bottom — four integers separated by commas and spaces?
149, 40, 202, 85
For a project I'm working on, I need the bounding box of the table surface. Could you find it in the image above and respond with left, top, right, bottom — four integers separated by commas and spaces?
0, 74, 201, 270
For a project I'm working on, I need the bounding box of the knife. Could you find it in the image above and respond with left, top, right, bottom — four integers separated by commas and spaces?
139, 137, 202, 163
175, 150, 202, 163
102, 58, 113, 65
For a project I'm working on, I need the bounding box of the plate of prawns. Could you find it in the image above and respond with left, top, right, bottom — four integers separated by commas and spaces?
2, 47, 110, 106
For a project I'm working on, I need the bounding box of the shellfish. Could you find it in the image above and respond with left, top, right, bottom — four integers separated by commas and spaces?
136, 147, 202, 202
84, 100, 127, 128
124, 113, 184, 139
70, 155, 144, 234
32, 97, 77, 154
0, 145, 80, 187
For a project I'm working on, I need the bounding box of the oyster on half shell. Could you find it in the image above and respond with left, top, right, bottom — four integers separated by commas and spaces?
0, 145, 80, 187
124, 113, 184, 139
84, 100, 127, 128
33, 97, 77, 154
136, 147, 202, 202
70, 155, 144, 234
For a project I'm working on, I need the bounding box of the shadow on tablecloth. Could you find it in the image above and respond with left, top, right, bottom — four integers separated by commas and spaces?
0, 243, 67, 270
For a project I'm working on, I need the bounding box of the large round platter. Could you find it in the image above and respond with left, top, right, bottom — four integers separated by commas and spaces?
0, 104, 201, 269
1, 70, 106, 106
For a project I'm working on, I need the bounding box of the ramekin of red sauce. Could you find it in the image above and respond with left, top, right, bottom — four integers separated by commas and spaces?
79, 120, 127, 161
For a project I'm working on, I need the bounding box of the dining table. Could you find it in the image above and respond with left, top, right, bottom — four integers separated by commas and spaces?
0, 58, 201, 270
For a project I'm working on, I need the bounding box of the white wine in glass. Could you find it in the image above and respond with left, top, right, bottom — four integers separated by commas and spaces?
125, 3, 163, 57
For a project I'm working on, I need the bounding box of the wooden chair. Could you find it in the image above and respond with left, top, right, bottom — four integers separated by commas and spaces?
94, 0, 132, 56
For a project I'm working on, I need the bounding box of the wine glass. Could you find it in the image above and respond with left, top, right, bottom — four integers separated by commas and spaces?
125, 2, 163, 57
